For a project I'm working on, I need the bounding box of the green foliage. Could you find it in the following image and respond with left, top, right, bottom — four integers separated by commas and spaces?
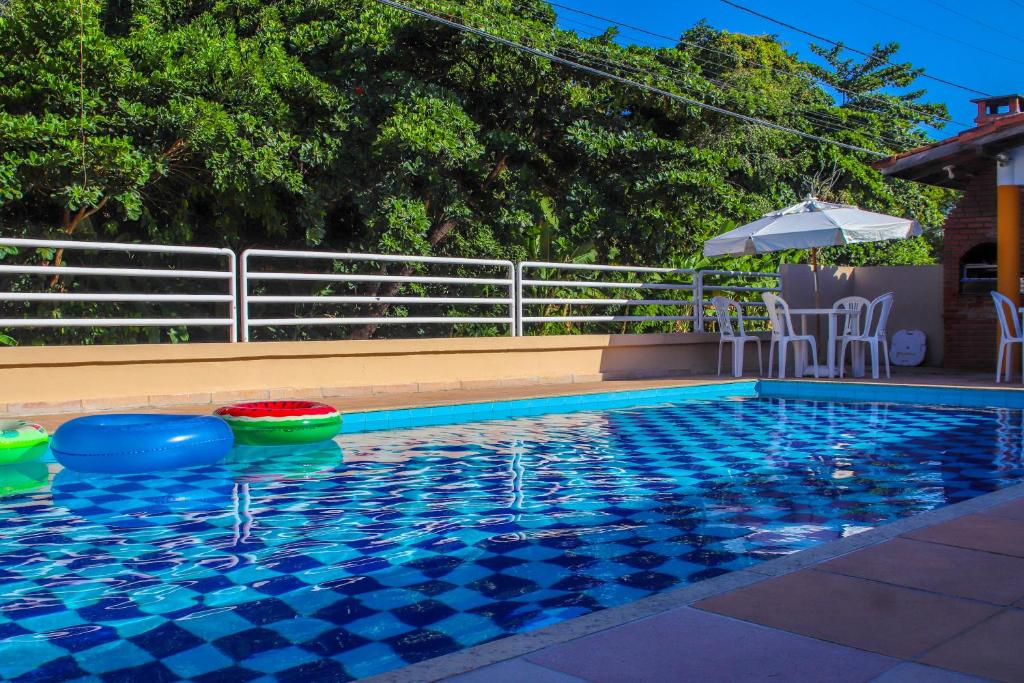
0, 0, 957, 342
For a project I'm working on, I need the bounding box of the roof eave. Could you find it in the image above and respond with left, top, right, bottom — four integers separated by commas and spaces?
873, 121, 1024, 190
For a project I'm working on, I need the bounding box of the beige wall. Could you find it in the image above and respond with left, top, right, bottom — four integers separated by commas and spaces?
781, 264, 943, 366
0, 333, 760, 414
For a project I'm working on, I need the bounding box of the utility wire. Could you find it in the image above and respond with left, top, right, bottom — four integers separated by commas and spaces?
719, 0, 993, 96
536, 3, 949, 142
923, 0, 1024, 46
421, 0, 904, 146
79, 0, 87, 188
554, 28, 908, 149
445, 0, 914, 148
426, 0, 910, 148
851, 0, 1024, 67
373, 0, 887, 156
418, 0, 912, 150
548, 0, 969, 129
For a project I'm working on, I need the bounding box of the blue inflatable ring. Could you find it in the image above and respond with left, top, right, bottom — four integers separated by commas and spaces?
52, 414, 234, 474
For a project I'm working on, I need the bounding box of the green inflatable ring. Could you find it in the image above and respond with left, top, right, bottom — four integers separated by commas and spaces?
0, 421, 49, 464
214, 401, 342, 446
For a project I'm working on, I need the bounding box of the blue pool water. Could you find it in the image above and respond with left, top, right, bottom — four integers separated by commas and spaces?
2, 393, 1024, 681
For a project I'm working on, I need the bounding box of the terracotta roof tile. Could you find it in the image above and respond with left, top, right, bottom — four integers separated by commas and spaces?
876, 112, 1024, 169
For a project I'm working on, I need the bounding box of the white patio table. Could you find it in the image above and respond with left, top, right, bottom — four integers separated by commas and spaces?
787, 308, 865, 378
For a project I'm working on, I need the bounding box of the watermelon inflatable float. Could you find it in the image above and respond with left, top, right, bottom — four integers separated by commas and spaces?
214, 400, 342, 446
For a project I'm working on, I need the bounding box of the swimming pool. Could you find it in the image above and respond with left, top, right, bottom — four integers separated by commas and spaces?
2, 383, 1024, 681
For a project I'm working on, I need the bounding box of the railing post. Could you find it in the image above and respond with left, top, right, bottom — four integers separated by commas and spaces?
505, 259, 518, 337
239, 250, 250, 342
227, 249, 238, 342
516, 262, 524, 336
695, 270, 704, 333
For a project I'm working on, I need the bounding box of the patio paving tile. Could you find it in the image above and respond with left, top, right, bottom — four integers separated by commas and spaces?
902, 515, 1024, 558
816, 537, 1024, 605
525, 606, 897, 683
919, 610, 1024, 683
982, 499, 1024, 522
693, 570, 999, 659
870, 662, 991, 682
446, 659, 589, 683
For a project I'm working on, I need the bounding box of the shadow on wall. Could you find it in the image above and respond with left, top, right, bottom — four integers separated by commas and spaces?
780, 264, 944, 367
596, 332, 734, 379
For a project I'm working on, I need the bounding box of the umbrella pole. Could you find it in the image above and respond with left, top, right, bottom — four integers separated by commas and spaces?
812, 248, 821, 370
811, 247, 820, 310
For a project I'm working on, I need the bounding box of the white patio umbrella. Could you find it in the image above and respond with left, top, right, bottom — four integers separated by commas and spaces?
703, 195, 922, 302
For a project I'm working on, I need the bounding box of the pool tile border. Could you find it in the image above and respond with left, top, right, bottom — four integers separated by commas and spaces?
340, 381, 757, 434
758, 379, 1024, 408
340, 378, 1024, 436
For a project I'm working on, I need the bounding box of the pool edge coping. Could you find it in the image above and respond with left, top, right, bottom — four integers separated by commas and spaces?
359, 481, 1024, 683
341, 377, 1024, 435
339, 380, 758, 433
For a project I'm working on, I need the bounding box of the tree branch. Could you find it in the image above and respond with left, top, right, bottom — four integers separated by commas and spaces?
348, 155, 509, 340
48, 195, 109, 288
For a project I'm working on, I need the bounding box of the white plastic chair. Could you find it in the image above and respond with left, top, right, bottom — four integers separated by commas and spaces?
832, 296, 869, 376
991, 291, 1024, 383
762, 292, 819, 379
839, 292, 893, 379
712, 296, 763, 377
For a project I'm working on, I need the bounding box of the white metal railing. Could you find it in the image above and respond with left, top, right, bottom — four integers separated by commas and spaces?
0, 237, 782, 343
241, 249, 516, 341
0, 238, 237, 340
517, 262, 696, 335
695, 269, 782, 332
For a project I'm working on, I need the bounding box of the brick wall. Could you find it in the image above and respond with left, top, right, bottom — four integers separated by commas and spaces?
942, 166, 1024, 370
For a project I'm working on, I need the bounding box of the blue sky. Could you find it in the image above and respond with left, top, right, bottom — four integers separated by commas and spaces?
553, 0, 1022, 136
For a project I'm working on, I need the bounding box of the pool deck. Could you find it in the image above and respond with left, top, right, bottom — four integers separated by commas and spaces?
15, 368, 1024, 682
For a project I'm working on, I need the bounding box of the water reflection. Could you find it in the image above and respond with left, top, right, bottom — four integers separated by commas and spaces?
51, 465, 236, 528
225, 440, 343, 481
0, 461, 49, 498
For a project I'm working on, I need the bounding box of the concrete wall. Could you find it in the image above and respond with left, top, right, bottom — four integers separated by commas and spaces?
781, 264, 943, 366
0, 333, 759, 415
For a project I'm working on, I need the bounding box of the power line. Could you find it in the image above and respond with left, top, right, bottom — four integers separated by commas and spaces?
424, 0, 909, 148
851, 0, 1024, 67
434, 0, 916, 150
924, 0, 1024, 46
373, 0, 888, 156
554, 32, 909, 149
543, 1, 970, 130
426, 0, 913, 149
544, 0, 966, 129
719, 0, 993, 97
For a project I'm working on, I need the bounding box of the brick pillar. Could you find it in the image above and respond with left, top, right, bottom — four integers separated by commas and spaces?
943, 167, 999, 370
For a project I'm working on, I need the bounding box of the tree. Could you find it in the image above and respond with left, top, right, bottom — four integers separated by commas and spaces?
0, 0, 957, 343
0, 0, 351, 247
